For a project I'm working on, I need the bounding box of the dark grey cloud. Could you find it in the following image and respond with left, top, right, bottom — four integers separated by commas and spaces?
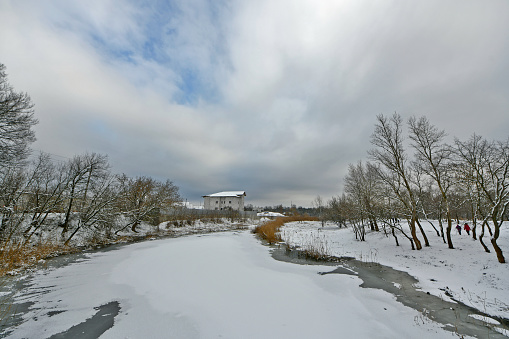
1, 0, 508, 207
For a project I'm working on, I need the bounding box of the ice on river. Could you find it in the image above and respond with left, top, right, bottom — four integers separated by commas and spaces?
8, 231, 454, 338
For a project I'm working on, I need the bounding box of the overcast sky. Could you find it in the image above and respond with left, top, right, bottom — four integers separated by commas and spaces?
1, 0, 508, 207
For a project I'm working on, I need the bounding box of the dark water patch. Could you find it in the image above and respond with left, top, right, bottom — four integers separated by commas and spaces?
0, 249, 112, 337
47, 310, 65, 317
48, 301, 120, 339
272, 246, 509, 339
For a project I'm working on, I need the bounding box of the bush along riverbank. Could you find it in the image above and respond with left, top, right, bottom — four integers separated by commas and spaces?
252, 215, 319, 244
0, 217, 254, 277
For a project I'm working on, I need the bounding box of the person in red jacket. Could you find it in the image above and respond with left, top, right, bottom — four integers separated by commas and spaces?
464, 223, 471, 235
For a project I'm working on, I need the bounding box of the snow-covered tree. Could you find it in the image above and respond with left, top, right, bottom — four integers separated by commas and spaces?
116, 176, 180, 233
60, 153, 111, 235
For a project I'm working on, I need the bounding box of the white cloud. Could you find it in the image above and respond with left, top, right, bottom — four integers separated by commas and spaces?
1, 0, 508, 206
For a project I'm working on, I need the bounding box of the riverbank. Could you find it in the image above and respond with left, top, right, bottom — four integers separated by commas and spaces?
0, 219, 253, 277
2, 231, 456, 338
280, 220, 509, 324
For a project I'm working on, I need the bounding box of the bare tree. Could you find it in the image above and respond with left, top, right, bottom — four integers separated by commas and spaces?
0, 153, 60, 242
116, 176, 180, 234
0, 63, 37, 166
408, 116, 455, 248
0, 165, 27, 240
312, 195, 325, 227
22, 153, 68, 243
326, 195, 347, 228
455, 135, 509, 263
413, 173, 442, 239
369, 113, 427, 250
60, 153, 110, 235
64, 170, 117, 246
344, 161, 381, 232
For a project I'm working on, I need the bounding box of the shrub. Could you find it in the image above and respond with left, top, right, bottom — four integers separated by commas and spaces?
0, 241, 76, 276
253, 215, 319, 244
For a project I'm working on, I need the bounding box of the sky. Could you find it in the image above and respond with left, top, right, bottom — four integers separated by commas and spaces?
1, 0, 508, 207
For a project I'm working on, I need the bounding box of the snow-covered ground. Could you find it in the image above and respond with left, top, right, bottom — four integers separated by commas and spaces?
4, 230, 460, 339
281, 220, 509, 321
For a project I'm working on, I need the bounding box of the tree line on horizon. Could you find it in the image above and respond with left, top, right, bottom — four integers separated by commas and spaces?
321, 113, 509, 263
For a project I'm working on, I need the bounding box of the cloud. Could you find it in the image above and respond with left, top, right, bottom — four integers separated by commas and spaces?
1, 0, 508, 206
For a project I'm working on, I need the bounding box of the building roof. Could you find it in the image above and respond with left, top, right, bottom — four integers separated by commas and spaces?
202, 191, 246, 198
257, 211, 285, 217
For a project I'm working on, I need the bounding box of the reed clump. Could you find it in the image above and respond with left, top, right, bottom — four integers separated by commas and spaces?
253, 215, 319, 244
0, 241, 74, 276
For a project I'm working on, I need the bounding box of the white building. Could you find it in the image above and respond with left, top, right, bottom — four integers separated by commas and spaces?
202, 191, 246, 211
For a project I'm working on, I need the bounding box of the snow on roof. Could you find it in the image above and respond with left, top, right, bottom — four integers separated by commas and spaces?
203, 191, 246, 198
257, 211, 285, 217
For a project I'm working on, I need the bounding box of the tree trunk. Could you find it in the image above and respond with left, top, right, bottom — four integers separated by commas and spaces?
409, 238, 415, 250
491, 238, 505, 263
438, 218, 446, 244
64, 225, 81, 246
479, 233, 490, 253
410, 214, 422, 250
0, 212, 11, 241
446, 216, 454, 249
470, 203, 477, 240
491, 220, 505, 263
487, 223, 493, 237
62, 186, 75, 234
131, 220, 140, 233
391, 227, 399, 246
478, 221, 490, 253
416, 219, 430, 247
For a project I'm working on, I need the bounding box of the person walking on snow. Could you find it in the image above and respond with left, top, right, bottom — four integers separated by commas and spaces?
456, 224, 462, 235
464, 223, 471, 235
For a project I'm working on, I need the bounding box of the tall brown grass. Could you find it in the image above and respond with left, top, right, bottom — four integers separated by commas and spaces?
0, 241, 75, 277
253, 215, 319, 244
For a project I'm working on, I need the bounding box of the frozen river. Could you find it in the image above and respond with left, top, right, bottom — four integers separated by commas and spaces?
0, 231, 486, 338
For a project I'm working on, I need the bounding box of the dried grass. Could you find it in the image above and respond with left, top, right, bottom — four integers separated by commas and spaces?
253, 215, 319, 244
0, 241, 75, 277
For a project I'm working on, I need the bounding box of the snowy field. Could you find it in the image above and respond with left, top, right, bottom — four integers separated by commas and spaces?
3, 230, 462, 339
281, 220, 509, 321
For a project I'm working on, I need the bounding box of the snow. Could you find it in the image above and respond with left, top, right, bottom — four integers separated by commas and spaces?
6, 230, 455, 339
280, 220, 509, 319
203, 191, 246, 197
257, 211, 285, 217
